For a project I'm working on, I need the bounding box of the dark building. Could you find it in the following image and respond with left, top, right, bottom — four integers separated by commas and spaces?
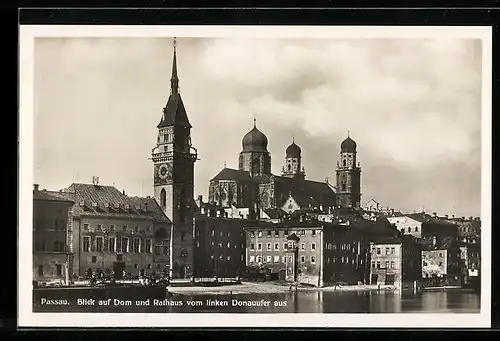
421, 236, 462, 286
151, 38, 198, 278
33, 185, 75, 285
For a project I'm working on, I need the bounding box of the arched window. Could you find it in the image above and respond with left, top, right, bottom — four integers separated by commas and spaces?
288, 164, 291, 171
160, 188, 166, 207
341, 182, 346, 191
343, 159, 346, 167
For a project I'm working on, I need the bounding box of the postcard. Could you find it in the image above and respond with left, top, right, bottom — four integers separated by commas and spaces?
18, 24, 491, 328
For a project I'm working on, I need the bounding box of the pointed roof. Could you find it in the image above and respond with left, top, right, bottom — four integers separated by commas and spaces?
157, 38, 191, 129
341, 132, 357, 153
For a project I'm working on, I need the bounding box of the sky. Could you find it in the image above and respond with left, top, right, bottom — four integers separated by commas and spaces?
33, 37, 483, 217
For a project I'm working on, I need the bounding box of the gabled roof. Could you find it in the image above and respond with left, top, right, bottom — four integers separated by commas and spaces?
60, 183, 170, 223
274, 176, 336, 208
287, 233, 300, 242
402, 213, 433, 223
210, 167, 253, 182
157, 93, 191, 128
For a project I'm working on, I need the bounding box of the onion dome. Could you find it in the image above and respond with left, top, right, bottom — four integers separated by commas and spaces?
286, 139, 301, 158
341, 135, 357, 153
242, 119, 268, 152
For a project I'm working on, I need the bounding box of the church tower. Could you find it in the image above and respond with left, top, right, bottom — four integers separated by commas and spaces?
335, 133, 361, 208
281, 138, 305, 180
151, 38, 197, 278
238, 118, 271, 177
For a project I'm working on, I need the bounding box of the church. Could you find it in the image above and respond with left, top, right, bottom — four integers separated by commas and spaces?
208, 118, 363, 216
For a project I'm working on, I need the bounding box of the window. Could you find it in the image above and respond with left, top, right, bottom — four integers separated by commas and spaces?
211, 230, 215, 236
274, 255, 280, 263
385, 248, 390, 255
53, 241, 65, 252
227, 255, 231, 261
415, 226, 419, 232
38, 265, 43, 276
110, 224, 115, 231
311, 256, 316, 264
385, 261, 389, 269
117, 254, 123, 261
376, 247, 381, 255
96, 237, 104, 252
83, 236, 91, 252
300, 256, 305, 263
282, 256, 286, 263
438, 262, 443, 266
226, 231, 230, 237
160, 189, 166, 207
218, 242, 222, 248
210, 254, 215, 260
181, 232, 186, 241
312, 230, 316, 236
288, 256, 293, 263
267, 231, 272, 237
301, 243, 305, 250
91, 256, 97, 263
227, 242, 231, 248
257, 243, 262, 250
267, 243, 272, 251
439, 253, 443, 257
123, 225, 128, 232
219, 231, 223, 236
333, 257, 336, 263
250, 256, 255, 263
274, 243, 279, 251
391, 247, 395, 255
211, 241, 215, 247
376, 261, 381, 268
311, 243, 316, 251
275, 230, 279, 237
196, 241, 200, 247
145, 239, 152, 253
121, 238, 129, 253
108, 237, 116, 252
250, 243, 255, 250
284, 230, 289, 236
390, 261, 395, 269
250, 231, 255, 237
97, 224, 103, 231
133, 238, 141, 253
147, 264, 152, 269
258, 231, 263, 237
257, 256, 262, 263
371, 261, 375, 268
301, 230, 305, 236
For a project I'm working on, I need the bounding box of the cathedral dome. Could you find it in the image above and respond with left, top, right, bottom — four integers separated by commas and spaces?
341, 136, 357, 153
242, 125, 268, 152
286, 141, 301, 158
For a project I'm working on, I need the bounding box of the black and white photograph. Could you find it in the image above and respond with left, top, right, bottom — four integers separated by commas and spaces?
18, 25, 491, 328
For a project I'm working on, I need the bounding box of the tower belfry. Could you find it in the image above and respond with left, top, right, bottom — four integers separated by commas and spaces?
335, 132, 361, 208
151, 37, 197, 279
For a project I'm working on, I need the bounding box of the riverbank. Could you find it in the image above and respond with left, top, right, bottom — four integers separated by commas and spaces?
167, 281, 398, 295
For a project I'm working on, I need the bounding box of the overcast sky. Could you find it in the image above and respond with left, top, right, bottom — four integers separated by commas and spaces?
33, 37, 483, 217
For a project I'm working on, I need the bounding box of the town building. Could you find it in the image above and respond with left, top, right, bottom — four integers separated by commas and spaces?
244, 214, 395, 287
33, 185, 74, 285
193, 212, 247, 278
368, 236, 422, 290
49, 181, 170, 279
421, 237, 462, 286
150, 38, 198, 278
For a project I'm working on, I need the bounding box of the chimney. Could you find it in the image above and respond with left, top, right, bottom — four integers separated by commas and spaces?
33, 184, 39, 192
452, 214, 455, 219
122, 190, 126, 195
444, 214, 449, 219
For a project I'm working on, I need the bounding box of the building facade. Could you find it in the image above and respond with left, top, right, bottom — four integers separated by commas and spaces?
151, 39, 198, 279
421, 237, 461, 286
55, 182, 170, 279
33, 186, 74, 285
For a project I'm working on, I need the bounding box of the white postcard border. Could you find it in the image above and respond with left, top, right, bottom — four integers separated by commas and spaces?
18, 25, 492, 328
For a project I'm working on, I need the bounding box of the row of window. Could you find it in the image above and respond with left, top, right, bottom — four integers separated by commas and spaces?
204, 241, 245, 249
82, 223, 152, 233
209, 254, 245, 261
403, 226, 419, 233
249, 255, 318, 264
249, 229, 317, 238
326, 243, 354, 250
82, 236, 153, 254
87, 257, 164, 270
37, 264, 63, 276
34, 218, 67, 231
372, 247, 397, 255
250, 242, 317, 251
371, 260, 397, 269
423, 261, 443, 267
207, 230, 244, 237
34, 241, 66, 252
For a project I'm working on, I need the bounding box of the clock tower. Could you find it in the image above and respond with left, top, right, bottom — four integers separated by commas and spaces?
151, 38, 197, 279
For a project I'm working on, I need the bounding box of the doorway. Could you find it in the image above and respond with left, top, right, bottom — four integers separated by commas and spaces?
385, 274, 395, 285
371, 274, 378, 285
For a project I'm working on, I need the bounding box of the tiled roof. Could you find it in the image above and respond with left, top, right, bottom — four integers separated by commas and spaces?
263, 208, 287, 219
157, 93, 191, 128
273, 176, 336, 208
210, 168, 253, 182
420, 236, 456, 251
59, 183, 170, 223
33, 190, 74, 203
402, 213, 433, 223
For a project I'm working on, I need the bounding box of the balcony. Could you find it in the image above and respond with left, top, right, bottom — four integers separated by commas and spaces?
151, 151, 198, 162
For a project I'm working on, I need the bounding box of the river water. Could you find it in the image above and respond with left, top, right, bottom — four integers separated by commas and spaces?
34, 289, 480, 313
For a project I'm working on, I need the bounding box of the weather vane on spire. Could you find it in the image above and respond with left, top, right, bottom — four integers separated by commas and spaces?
173, 37, 177, 49
292, 136, 295, 143
347, 130, 350, 137
253, 114, 257, 128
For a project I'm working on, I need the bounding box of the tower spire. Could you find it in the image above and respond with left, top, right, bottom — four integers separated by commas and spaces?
347, 130, 350, 138
253, 115, 256, 128
171, 37, 179, 95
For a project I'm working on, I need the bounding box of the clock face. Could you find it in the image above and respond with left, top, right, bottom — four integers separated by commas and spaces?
158, 164, 172, 180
